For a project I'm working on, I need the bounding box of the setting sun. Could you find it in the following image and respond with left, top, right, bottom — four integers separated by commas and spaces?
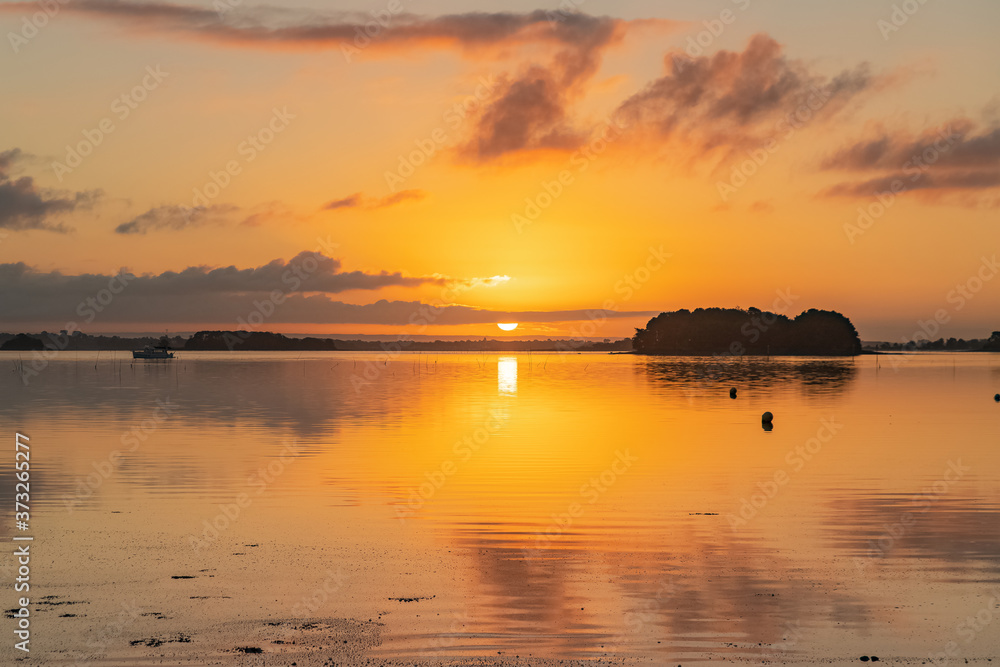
497, 323, 519, 331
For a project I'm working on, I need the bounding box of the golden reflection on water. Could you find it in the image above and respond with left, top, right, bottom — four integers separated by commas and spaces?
2, 351, 1000, 661
498, 356, 517, 395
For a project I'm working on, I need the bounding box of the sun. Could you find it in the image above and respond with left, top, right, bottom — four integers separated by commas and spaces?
497, 323, 518, 331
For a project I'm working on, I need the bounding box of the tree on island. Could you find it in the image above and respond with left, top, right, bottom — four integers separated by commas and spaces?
0, 333, 44, 351
632, 307, 862, 356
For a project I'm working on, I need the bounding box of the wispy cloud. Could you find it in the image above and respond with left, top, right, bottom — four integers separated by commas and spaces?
0, 3, 678, 163
115, 204, 239, 234
115, 201, 305, 233
819, 118, 1000, 204
615, 34, 875, 163
323, 189, 426, 212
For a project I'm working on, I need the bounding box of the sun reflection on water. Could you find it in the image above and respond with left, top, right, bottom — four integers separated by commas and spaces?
498, 356, 517, 395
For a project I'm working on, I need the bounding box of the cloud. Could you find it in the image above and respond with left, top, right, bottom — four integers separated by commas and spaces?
614, 34, 874, 162
0, 148, 99, 232
820, 119, 1000, 171
0, 3, 676, 162
116, 201, 305, 233
819, 118, 1000, 203
115, 204, 239, 234
0, 252, 439, 302
0, 255, 646, 327
823, 171, 1000, 197
323, 189, 426, 211
456, 13, 639, 160
0, 2, 664, 55
323, 193, 364, 211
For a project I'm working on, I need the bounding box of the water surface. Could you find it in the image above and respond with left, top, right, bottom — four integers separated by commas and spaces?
2, 351, 998, 663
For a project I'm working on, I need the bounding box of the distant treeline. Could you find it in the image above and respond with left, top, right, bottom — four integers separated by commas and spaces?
633, 308, 863, 356
185, 331, 340, 351
867, 332, 1000, 352
0, 330, 633, 352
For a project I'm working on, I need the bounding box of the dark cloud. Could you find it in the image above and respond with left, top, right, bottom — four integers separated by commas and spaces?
323, 189, 426, 211
824, 171, 1000, 197
821, 120, 1000, 171
116, 201, 304, 233
0, 149, 99, 232
2, 2, 655, 54
0, 255, 647, 327
376, 189, 426, 208
323, 193, 364, 211
115, 204, 239, 234
457, 13, 631, 160
615, 34, 873, 158
819, 119, 1000, 202
0, 3, 673, 162
461, 68, 584, 160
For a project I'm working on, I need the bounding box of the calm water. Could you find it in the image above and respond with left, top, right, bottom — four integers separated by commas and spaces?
2, 351, 999, 663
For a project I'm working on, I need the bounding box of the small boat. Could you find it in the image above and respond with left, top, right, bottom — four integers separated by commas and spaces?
133, 336, 175, 360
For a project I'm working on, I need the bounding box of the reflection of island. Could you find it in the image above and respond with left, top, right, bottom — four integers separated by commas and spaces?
641, 357, 858, 396
634, 308, 862, 356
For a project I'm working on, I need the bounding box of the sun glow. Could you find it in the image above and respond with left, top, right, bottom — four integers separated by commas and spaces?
497, 323, 518, 331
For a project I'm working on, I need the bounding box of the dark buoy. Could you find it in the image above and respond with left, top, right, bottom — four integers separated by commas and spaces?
762, 421, 773, 432
762, 411, 773, 423
729, 388, 737, 399
995, 393, 999, 402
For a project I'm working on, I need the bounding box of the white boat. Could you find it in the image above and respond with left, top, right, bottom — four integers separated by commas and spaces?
133, 336, 175, 360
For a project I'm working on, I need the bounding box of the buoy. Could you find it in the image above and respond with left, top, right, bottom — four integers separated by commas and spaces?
761, 411, 773, 423
995, 393, 999, 402
729, 388, 737, 399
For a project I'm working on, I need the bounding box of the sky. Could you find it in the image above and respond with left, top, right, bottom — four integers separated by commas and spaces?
0, 0, 998, 341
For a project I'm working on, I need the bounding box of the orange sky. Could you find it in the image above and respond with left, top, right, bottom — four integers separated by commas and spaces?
1, 0, 998, 340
